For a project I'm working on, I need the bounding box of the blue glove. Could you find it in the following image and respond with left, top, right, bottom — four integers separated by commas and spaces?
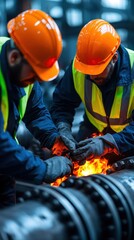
43, 156, 73, 183
57, 122, 77, 151
71, 133, 119, 162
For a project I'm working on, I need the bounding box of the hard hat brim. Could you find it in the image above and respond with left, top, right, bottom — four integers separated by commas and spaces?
74, 54, 113, 76
7, 13, 59, 81
30, 61, 60, 81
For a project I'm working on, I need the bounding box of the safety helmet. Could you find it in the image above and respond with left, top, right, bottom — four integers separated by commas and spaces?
74, 19, 121, 75
7, 9, 62, 81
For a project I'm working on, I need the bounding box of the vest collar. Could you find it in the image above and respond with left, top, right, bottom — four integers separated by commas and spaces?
117, 45, 132, 85
0, 40, 26, 101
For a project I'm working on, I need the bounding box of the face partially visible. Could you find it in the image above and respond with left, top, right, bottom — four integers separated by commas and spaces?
89, 53, 118, 86
17, 59, 38, 87
7, 49, 39, 87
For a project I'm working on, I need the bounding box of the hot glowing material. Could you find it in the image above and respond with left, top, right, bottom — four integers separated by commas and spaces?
51, 158, 110, 186
51, 138, 110, 186
73, 158, 110, 176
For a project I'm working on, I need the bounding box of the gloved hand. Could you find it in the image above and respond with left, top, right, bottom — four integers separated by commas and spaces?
71, 133, 119, 162
29, 138, 52, 160
43, 156, 73, 183
106, 156, 134, 174
56, 122, 77, 151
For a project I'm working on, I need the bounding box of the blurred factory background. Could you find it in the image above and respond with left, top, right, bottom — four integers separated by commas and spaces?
1, 0, 134, 67
1, 0, 134, 143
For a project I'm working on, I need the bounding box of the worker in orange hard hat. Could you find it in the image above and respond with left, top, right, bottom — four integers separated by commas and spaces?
7, 9, 62, 84
74, 19, 120, 76
50, 18, 134, 168
0, 9, 73, 207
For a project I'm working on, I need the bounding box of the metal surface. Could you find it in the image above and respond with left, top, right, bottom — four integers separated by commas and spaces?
0, 169, 134, 240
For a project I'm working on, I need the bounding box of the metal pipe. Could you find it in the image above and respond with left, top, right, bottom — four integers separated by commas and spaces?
0, 169, 133, 240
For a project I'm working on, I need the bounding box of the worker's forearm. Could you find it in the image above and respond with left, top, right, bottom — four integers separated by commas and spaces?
0, 131, 46, 184
112, 122, 134, 155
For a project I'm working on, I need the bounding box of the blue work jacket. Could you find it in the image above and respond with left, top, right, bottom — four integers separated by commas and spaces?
50, 45, 134, 156
0, 39, 59, 183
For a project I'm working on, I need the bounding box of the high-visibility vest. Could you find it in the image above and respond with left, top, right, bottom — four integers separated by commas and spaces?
0, 37, 33, 132
73, 48, 134, 133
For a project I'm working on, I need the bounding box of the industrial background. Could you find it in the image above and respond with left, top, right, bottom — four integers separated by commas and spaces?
1, 0, 134, 137
0, 1, 134, 240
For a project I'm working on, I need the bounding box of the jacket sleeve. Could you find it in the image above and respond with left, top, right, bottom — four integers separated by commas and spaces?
112, 120, 134, 156
23, 81, 60, 148
0, 111, 46, 184
50, 61, 81, 126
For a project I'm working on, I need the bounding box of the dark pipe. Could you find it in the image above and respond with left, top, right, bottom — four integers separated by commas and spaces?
61, 169, 134, 240
0, 169, 133, 240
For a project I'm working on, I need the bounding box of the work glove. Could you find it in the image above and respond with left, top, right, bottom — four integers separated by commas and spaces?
56, 122, 77, 151
29, 138, 52, 160
71, 133, 119, 162
43, 156, 73, 183
106, 156, 134, 174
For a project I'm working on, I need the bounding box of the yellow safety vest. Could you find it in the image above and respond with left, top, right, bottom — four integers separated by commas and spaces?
0, 37, 33, 132
73, 48, 134, 133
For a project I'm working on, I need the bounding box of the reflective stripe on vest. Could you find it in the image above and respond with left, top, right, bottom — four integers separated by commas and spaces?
0, 37, 33, 131
73, 48, 134, 133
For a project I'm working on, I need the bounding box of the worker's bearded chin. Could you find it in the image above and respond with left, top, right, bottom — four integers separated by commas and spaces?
9, 62, 35, 87
9, 61, 24, 87
91, 71, 113, 86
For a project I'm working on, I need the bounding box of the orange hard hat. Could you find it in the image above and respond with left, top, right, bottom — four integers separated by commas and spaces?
74, 19, 121, 75
7, 9, 62, 81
